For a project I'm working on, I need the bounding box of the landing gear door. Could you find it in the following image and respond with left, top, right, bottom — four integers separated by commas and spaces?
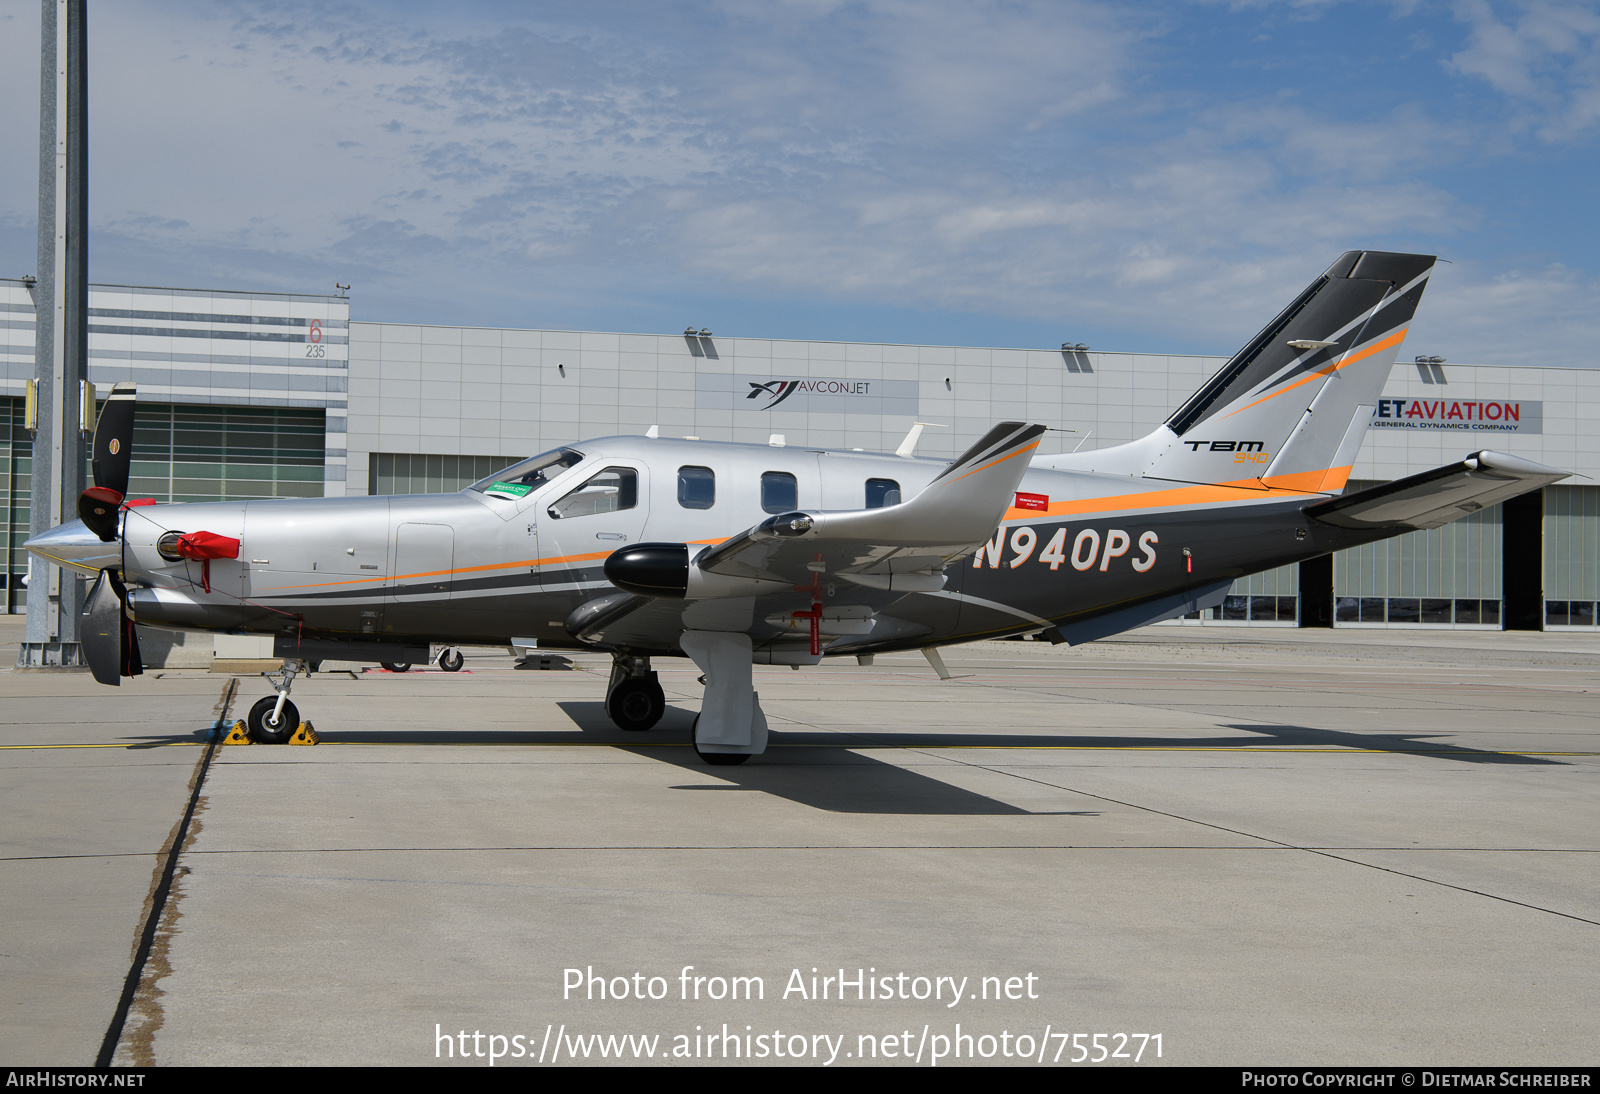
534, 462, 650, 601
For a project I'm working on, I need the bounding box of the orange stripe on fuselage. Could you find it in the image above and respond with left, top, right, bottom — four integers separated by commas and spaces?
1272, 465, 1354, 493
261, 537, 733, 592
999, 470, 1344, 523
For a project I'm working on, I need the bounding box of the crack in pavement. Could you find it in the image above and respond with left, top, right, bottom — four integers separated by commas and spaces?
97, 678, 236, 1068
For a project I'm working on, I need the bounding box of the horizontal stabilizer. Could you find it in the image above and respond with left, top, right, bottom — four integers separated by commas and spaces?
1043, 580, 1231, 646
1305, 451, 1567, 531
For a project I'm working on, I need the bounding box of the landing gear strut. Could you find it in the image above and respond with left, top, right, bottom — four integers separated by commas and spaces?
604, 654, 665, 732
680, 631, 768, 764
248, 658, 305, 743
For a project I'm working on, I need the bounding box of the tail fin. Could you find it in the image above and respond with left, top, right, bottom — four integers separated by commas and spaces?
1039, 250, 1435, 492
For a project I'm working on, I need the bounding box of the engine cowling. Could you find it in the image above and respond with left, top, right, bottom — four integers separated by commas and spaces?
604, 543, 787, 599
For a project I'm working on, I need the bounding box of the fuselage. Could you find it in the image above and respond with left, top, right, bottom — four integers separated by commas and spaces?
37, 435, 1391, 658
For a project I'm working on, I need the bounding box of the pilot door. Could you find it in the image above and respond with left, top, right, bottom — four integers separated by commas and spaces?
531, 461, 650, 611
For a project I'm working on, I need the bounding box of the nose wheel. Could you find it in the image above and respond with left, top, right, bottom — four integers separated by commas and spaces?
248, 658, 306, 743
247, 695, 300, 744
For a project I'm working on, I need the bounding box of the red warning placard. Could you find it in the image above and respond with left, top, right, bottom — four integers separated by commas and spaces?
1014, 491, 1049, 511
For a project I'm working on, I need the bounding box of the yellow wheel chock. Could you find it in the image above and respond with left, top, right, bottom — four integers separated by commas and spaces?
221, 719, 317, 744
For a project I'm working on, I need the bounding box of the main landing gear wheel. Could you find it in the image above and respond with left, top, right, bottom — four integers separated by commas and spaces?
247, 695, 299, 744
380, 662, 411, 673
606, 676, 666, 732
437, 648, 464, 672
691, 715, 751, 766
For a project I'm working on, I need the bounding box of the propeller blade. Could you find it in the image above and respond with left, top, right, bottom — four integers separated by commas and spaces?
81, 568, 143, 686
81, 569, 124, 686
91, 381, 136, 497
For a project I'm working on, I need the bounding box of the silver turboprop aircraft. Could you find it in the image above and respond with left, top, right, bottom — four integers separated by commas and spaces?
27, 251, 1567, 763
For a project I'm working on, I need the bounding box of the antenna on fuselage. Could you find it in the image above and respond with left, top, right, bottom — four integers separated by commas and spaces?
895, 421, 947, 458
645, 424, 659, 438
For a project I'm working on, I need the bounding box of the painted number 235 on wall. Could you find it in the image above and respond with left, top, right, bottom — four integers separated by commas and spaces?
305, 319, 326, 358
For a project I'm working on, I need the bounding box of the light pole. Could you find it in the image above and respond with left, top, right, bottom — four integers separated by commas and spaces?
18, 0, 90, 670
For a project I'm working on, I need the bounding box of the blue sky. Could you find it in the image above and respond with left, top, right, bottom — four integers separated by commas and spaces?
1, 0, 1598, 365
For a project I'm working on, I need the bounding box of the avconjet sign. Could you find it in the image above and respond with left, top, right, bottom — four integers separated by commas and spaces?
696, 375, 920, 416
1369, 398, 1542, 434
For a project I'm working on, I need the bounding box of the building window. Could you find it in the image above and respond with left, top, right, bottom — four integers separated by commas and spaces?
761, 471, 797, 514
866, 478, 901, 508
1337, 597, 1502, 625
126, 404, 325, 503
2, 397, 32, 614
1421, 599, 1453, 624
373, 452, 519, 496
678, 466, 715, 509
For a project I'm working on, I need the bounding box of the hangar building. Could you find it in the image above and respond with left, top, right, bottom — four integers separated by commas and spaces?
3, 277, 1597, 631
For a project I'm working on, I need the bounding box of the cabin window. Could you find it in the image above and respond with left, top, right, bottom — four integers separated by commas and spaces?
547, 467, 637, 519
865, 478, 901, 508
678, 465, 715, 509
760, 471, 798, 514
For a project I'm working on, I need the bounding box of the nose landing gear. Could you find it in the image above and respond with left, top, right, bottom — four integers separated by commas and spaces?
248, 658, 306, 743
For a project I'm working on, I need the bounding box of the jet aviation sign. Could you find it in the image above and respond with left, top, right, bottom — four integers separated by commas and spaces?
1369, 398, 1542, 434
696, 375, 919, 416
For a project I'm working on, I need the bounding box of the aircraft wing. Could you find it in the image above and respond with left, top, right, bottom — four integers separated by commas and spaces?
700, 421, 1048, 589
579, 422, 1046, 650
1305, 451, 1568, 531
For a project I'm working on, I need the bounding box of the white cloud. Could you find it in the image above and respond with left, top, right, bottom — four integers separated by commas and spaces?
0, 0, 1595, 366
1449, 0, 1600, 139
1408, 259, 1600, 367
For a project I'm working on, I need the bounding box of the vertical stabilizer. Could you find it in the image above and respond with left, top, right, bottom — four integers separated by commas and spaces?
1037, 251, 1435, 492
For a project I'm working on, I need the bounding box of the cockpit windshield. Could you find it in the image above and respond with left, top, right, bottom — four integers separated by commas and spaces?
470, 447, 585, 500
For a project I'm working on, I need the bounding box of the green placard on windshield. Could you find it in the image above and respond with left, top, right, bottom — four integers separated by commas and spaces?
487, 481, 532, 497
